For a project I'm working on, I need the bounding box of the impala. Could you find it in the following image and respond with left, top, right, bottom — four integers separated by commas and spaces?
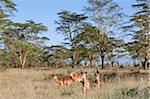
69, 72, 83, 82
81, 72, 90, 94
53, 75, 73, 86
94, 70, 100, 88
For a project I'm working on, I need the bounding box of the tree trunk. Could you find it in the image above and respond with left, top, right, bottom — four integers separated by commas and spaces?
71, 56, 74, 68
142, 58, 147, 69
147, 61, 149, 68
71, 51, 77, 68
111, 61, 114, 67
84, 60, 87, 67
72, 60, 75, 68
90, 59, 93, 68
20, 51, 30, 68
101, 55, 105, 69
21, 60, 26, 68
133, 58, 139, 67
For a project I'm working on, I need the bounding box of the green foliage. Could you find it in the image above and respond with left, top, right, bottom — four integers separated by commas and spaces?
124, 0, 150, 69
145, 86, 150, 91
1, 0, 149, 69
0, 0, 16, 32
75, 25, 124, 68
55, 10, 88, 67
85, 0, 125, 35
0, 20, 48, 68
43, 45, 69, 68
122, 88, 138, 97
0, 0, 16, 16
144, 86, 150, 95
55, 10, 87, 43
0, 0, 50, 69
80, 0, 125, 68
57, 73, 69, 78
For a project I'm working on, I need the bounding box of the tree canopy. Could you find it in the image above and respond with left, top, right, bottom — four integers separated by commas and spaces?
0, 0, 149, 69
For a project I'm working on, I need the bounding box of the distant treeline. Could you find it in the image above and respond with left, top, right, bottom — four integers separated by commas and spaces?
0, 0, 149, 69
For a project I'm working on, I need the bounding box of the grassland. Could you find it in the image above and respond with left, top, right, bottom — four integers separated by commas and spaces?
0, 67, 149, 99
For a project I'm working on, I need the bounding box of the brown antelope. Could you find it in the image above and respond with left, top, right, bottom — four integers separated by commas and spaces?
53, 75, 73, 86
94, 70, 100, 88
81, 72, 90, 94
69, 72, 83, 82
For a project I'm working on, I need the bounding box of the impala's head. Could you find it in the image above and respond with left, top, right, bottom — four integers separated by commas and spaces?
94, 69, 100, 76
96, 70, 100, 74
95, 69, 100, 74
69, 73, 73, 77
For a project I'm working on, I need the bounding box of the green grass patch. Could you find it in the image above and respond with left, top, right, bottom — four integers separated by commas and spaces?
122, 88, 138, 97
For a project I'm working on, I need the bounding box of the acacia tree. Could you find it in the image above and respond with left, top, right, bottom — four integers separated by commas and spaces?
2, 20, 48, 68
70, 40, 97, 67
55, 10, 88, 68
83, 0, 125, 68
125, 42, 142, 67
106, 37, 125, 67
44, 45, 69, 68
85, 0, 125, 35
0, 0, 16, 47
0, 0, 16, 21
0, 0, 17, 67
125, 0, 150, 69
75, 24, 117, 68
73, 25, 97, 67
85, 27, 121, 68
0, 0, 49, 68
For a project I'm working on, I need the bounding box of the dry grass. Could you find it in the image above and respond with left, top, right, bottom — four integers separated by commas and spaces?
0, 67, 149, 99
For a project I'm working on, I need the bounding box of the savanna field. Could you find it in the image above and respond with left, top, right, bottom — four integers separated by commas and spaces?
0, 0, 150, 99
0, 67, 149, 99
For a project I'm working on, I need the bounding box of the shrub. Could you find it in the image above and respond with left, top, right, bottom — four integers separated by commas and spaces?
122, 88, 138, 97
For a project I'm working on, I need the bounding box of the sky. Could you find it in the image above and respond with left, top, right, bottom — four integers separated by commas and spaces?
11, 0, 136, 46
10, 0, 138, 64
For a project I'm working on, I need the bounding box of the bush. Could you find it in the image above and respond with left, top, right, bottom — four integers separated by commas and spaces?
122, 88, 138, 97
